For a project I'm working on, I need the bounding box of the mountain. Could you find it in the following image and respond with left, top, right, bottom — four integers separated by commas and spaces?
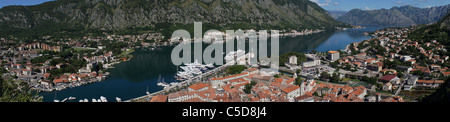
337, 5, 450, 27
408, 13, 450, 102
409, 12, 450, 46
0, 0, 347, 38
327, 10, 347, 19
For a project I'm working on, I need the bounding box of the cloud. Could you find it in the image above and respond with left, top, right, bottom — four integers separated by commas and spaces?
333, 2, 339, 6
309, 0, 339, 7
364, 6, 373, 10
395, 1, 404, 5
394, 1, 411, 6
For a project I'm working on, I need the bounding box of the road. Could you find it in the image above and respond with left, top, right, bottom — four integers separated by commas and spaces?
394, 83, 404, 96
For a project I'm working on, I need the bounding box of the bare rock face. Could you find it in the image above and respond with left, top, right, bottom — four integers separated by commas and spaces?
337, 4, 450, 27
0, 0, 345, 31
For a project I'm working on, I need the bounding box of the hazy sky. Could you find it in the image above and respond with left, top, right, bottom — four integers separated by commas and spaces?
311, 0, 450, 11
1, 0, 450, 11
0, 0, 54, 8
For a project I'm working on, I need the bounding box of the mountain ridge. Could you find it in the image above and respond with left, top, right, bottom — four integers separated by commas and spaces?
0, 0, 348, 38
337, 4, 450, 27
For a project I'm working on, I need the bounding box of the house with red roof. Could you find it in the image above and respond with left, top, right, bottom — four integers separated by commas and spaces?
188, 82, 210, 92
379, 75, 400, 84
150, 95, 168, 102
281, 85, 300, 102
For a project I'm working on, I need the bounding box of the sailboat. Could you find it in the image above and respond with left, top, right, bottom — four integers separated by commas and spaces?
146, 85, 150, 95
157, 75, 169, 87
53, 92, 60, 102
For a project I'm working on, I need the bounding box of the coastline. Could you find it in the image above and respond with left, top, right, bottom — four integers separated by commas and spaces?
125, 27, 378, 102
36, 27, 377, 102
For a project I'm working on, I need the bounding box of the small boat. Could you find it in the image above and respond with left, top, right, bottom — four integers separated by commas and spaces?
53, 100, 60, 102
83, 99, 88, 102
68, 96, 76, 100
100, 96, 107, 102
79, 100, 84, 102
205, 63, 214, 68
116, 97, 122, 102
92, 99, 97, 102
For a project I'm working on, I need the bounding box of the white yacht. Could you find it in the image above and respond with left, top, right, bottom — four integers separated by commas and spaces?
100, 96, 107, 102
205, 63, 214, 68
68, 96, 76, 100
116, 97, 122, 102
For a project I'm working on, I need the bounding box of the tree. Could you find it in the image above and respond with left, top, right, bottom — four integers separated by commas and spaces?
320, 72, 331, 81
294, 78, 304, 86
279, 52, 307, 66
331, 73, 340, 83
296, 69, 301, 74
274, 74, 280, 78
312, 92, 319, 96
397, 72, 404, 78
226, 65, 246, 75
411, 70, 424, 77
0, 78, 41, 102
362, 76, 378, 85
244, 81, 257, 94
363, 70, 369, 74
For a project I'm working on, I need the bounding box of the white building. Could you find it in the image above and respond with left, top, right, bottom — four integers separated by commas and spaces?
302, 60, 321, 67
210, 72, 249, 89
303, 54, 321, 67
288, 56, 298, 65
300, 75, 316, 95
327, 51, 340, 62
282, 85, 301, 102
401, 56, 413, 62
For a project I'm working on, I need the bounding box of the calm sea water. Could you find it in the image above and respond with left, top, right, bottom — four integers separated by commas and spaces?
40, 27, 380, 102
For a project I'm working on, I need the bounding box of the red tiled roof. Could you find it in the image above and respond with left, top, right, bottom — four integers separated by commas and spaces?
53, 79, 63, 83
210, 72, 249, 81
189, 82, 210, 91
380, 75, 397, 82
281, 85, 299, 94
274, 78, 283, 83
328, 51, 339, 54
150, 95, 168, 102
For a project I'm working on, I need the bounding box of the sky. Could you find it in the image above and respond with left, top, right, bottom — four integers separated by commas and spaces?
310, 0, 450, 11
0, 0, 54, 8
1, 0, 450, 11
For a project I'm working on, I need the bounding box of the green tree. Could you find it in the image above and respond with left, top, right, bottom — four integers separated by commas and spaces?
279, 52, 307, 66
0, 78, 41, 102
225, 65, 246, 75
312, 92, 319, 96
243, 81, 257, 94
320, 72, 331, 81
294, 77, 304, 86
331, 73, 340, 83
